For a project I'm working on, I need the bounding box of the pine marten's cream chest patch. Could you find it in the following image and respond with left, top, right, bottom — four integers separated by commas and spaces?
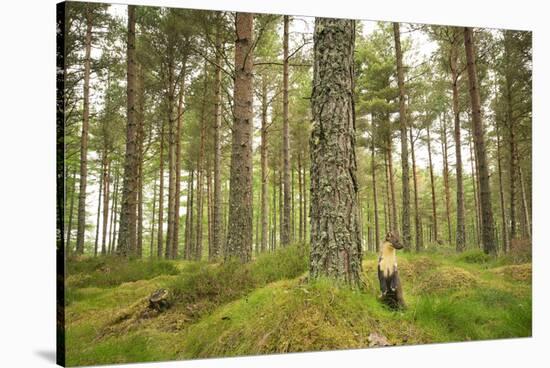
379, 241, 397, 277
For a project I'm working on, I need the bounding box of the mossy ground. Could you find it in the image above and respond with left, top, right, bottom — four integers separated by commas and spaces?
65, 246, 531, 366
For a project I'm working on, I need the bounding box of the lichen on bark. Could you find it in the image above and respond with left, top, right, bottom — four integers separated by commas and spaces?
309, 18, 363, 287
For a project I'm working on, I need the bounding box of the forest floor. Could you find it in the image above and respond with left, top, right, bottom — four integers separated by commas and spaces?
64, 245, 532, 366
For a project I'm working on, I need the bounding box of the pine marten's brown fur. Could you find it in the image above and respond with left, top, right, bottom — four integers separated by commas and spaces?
378, 231, 406, 309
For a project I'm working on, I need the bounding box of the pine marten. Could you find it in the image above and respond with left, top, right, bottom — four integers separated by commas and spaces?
378, 231, 406, 309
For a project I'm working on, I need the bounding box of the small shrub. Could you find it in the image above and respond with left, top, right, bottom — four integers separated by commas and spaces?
490, 264, 532, 282
456, 249, 491, 264
416, 266, 478, 294
250, 244, 308, 284
66, 257, 180, 288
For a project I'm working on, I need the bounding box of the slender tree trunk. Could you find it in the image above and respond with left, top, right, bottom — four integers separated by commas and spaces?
393, 23, 411, 250
136, 68, 145, 258
464, 27, 496, 254
271, 172, 277, 251
519, 165, 531, 239
173, 75, 185, 259
426, 126, 438, 242
441, 114, 452, 243
157, 120, 165, 258
383, 152, 390, 235
310, 18, 362, 286
165, 57, 177, 260
226, 12, 254, 262
117, 5, 138, 257
207, 161, 213, 258
496, 123, 510, 253
150, 180, 157, 258
450, 36, 466, 251
371, 126, 380, 251
409, 127, 422, 252
212, 27, 223, 261
108, 171, 119, 254
468, 125, 482, 247
66, 169, 77, 253
185, 170, 194, 259
303, 163, 308, 240
297, 154, 303, 243
93, 164, 103, 257
76, 8, 93, 254
387, 138, 398, 233
260, 77, 269, 253
281, 15, 291, 246
101, 157, 110, 255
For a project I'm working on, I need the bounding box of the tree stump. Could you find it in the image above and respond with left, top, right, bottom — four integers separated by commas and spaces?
148, 289, 170, 312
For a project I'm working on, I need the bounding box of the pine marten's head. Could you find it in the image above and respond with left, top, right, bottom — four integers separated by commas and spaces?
384, 231, 403, 250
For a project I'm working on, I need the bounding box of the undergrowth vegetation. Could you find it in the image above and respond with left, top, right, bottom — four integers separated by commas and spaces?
65, 244, 531, 366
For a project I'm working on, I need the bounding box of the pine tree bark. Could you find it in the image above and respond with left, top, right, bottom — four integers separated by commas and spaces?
409, 127, 422, 252
260, 77, 269, 253
298, 154, 304, 244
225, 12, 254, 262
282, 15, 291, 246
117, 4, 138, 257
426, 126, 438, 242
185, 170, 194, 259
386, 137, 398, 233
76, 7, 93, 254
496, 122, 510, 252
66, 169, 77, 253
172, 75, 185, 259
440, 114, 453, 243
450, 35, 466, 251
468, 125, 482, 246
165, 53, 177, 259
157, 120, 165, 258
212, 27, 223, 260
370, 124, 380, 251
101, 156, 110, 255
464, 27, 496, 254
310, 18, 362, 286
519, 165, 531, 239
150, 180, 157, 257
393, 23, 411, 250
136, 67, 145, 258
108, 171, 119, 254
93, 164, 103, 256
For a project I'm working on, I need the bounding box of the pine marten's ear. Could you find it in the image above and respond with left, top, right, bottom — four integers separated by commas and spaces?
385, 231, 393, 241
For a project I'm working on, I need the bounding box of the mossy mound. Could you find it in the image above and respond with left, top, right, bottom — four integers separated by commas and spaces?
490, 264, 532, 282
416, 266, 478, 294
180, 278, 429, 359
398, 257, 439, 280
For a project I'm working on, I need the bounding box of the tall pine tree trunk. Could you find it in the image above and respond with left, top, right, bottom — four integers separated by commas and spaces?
212, 27, 223, 260
66, 169, 77, 253
441, 114, 452, 243
496, 122, 510, 252
393, 23, 411, 250
101, 156, 110, 255
76, 7, 93, 254
225, 12, 254, 262
165, 55, 177, 259
150, 180, 157, 257
426, 126, 438, 242
93, 164, 103, 256
371, 123, 380, 251
282, 15, 291, 246
157, 120, 165, 258
117, 5, 138, 257
108, 171, 119, 254
464, 27, 496, 255
260, 77, 269, 253
309, 18, 362, 286
173, 75, 185, 259
450, 35, 466, 251
409, 127, 422, 251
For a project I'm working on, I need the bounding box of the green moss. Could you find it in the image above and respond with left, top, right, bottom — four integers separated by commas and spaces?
65, 247, 532, 366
